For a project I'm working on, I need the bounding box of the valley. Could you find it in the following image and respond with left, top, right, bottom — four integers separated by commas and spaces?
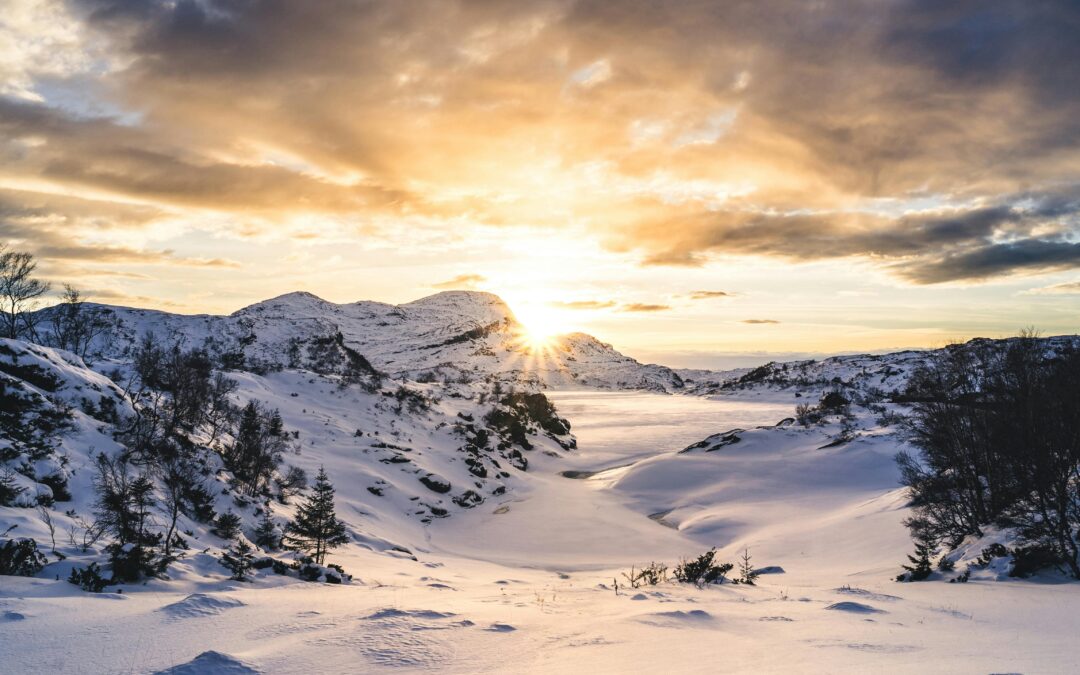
1, 293, 1078, 673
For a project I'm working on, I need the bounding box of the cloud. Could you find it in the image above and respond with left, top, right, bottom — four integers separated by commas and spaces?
741, 319, 780, 325
78, 288, 183, 307
0, 97, 413, 214
0, 189, 241, 268
550, 300, 617, 310
689, 290, 733, 300
627, 193, 1080, 283
896, 240, 1080, 284
1, 0, 1079, 286
620, 303, 671, 313
1023, 278, 1080, 293
432, 273, 487, 290
36, 243, 239, 267
1025, 281, 1080, 295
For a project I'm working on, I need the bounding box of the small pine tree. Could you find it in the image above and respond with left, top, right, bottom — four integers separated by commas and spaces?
254, 505, 279, 551
672, 548, 733, 586
212, 511, 243, 540
902, 534, 934, 581
283, 467, 348, 565
220, 538, 256, 581
738, 547, 759, 585
68, 563, 108, 592
0, 468, 25, 506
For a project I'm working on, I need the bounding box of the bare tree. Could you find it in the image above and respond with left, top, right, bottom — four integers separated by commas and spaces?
48, 284, 115, 359
899, 331, 1080, 578
0, 245, 50, 340
157, 457, 201, 558
37, 505, 57, 554
205, 372, 238, 447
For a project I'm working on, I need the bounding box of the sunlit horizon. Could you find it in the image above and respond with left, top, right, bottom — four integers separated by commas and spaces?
3, 0, 1079, 366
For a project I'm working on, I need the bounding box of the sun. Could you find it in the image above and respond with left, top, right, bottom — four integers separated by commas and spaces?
509, 302, 572, 351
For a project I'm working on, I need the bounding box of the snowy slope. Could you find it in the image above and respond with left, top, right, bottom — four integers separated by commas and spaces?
0, 336, 577, 562
4, 386, 1079, 674
64, 290, 685, 392
5, 312, 1080, 673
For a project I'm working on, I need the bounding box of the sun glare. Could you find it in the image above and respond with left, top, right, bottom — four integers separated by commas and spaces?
508, 302, 572, 351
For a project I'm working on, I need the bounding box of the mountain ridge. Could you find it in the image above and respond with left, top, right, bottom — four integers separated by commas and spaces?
64, 290, 686, 392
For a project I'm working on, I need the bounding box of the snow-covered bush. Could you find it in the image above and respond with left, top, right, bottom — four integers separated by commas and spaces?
0, 537, 46, 577
68, 563, 108, 592
622, 562, 667, 588
673, 549, 733, 587
292, 557, 352, 584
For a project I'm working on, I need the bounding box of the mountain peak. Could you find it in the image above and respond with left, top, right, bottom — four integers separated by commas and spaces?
402, 290, 516, 323
232, 291, 332, 317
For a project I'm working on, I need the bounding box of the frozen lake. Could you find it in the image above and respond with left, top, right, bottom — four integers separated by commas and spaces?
429, 390, 794, 566
547, 390, 795, 467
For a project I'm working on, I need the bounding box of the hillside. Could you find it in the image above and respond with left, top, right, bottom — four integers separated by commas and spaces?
683, 335, 1080, 401
0, 335, 578, 561
3, 311, 1080, 672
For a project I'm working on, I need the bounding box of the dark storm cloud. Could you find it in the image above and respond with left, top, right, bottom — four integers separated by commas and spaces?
898, 240, 1080, 284
634, 189, 1080, 282
881, 1, 1080, 99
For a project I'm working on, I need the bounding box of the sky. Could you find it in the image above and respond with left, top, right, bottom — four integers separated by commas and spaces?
2, 0, 1080, 368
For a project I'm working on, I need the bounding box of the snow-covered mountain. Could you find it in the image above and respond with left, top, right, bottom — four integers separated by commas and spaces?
77, 290, 685, 392
682, 335, 1080, 400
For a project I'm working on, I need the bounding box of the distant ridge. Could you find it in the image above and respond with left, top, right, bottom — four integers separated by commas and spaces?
64, 290, 685, 392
